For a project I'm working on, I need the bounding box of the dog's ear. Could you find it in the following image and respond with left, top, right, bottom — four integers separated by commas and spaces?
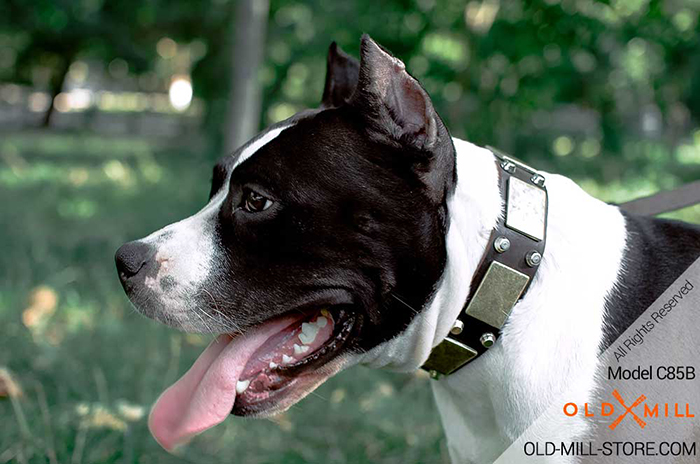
351, 35, 453, 201
352, 34, 439, 152
321, 42, 360, 108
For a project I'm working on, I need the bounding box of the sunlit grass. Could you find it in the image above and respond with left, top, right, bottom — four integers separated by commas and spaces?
0, 131, 447, 464
1, 129, 697, 464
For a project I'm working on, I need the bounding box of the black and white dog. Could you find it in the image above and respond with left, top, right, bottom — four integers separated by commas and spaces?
116, 36, 700, 463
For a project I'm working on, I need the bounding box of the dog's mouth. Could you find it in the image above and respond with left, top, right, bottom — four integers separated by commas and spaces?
233, 307, 356, 413
148, 306, 357, 451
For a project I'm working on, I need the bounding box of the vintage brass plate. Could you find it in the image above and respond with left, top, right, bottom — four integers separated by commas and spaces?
506, 177, 546, 241
465, 262, 529, 328
422, 338, 478, 375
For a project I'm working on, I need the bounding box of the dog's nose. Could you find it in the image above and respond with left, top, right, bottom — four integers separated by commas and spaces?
115, 241, 155, 280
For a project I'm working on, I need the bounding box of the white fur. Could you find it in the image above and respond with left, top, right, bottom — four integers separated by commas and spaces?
233, 125, 290, 169
138, 124, 292, 330
360, 138, 628, 464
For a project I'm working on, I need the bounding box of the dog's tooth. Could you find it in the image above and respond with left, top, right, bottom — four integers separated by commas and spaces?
321, 309, 331, 318
282, 354, 293, 364
293, 344, 310, 355
269, 361, 277, 369
315, 316, 328, 328
300, 322, 319, 345
299, 331, 315, 345
301, 322, 313, 334
235, 380, 250, 394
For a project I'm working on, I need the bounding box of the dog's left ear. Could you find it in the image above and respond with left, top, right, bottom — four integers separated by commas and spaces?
352, 35, 453, 200
321, 42, 360, 108
352, 35, 440, 152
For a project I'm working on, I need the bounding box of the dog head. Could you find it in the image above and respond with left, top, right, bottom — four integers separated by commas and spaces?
116, 35, 458, 449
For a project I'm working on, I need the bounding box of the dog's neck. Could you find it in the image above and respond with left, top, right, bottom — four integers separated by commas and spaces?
358, 137, 629, 463
359, 138, 502, 370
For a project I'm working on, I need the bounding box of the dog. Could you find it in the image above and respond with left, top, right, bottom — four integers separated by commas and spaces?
116, 35, 700, 463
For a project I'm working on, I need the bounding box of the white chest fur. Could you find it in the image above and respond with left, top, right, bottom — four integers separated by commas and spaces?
360, 138, 628, 463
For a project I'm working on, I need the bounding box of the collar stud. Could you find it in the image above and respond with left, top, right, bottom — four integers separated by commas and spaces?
450, 320, 464, 335
530, 173, 546, 187
525, 251, 542, 267
480, 332, 496, 348
500, 160, 516, 173
494, 236, 511, 253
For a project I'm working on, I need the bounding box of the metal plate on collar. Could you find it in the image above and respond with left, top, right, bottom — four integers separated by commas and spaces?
422, 337, 478, 376
506, 177, 546, 241
465, 261, 529, 329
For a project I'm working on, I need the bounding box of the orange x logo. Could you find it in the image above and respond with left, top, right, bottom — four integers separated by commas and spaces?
609, 389, 646, 430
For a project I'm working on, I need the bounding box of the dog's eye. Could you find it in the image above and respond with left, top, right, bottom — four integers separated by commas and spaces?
242, 189, 273, 213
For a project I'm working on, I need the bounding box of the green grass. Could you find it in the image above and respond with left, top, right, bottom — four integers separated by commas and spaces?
0, 131, 448, 464
1, 130, 698, 464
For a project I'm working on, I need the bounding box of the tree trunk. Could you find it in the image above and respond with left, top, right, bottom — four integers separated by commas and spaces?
224, 0, 270, 154
42, 56, 72, 128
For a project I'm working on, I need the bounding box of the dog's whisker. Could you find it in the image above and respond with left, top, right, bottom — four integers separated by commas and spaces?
388, 292, 420, 315
388, 292, 439, 332
189, 307, 211, 332
307, 390, 328, 402
197, 288, 245, 335
190, 304, 218, 336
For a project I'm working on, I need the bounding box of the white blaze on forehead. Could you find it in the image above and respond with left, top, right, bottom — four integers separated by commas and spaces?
136, 123, 293, 323
232, 124, 291, 170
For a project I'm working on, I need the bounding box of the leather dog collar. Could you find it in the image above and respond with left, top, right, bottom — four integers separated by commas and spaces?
421, 148, 549, 378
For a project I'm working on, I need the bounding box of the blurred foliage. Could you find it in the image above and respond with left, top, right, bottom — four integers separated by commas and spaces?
258, 0, 700, 190
0, 0, 699, 186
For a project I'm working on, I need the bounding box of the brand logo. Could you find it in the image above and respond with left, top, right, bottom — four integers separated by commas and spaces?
563, 390, 694, 430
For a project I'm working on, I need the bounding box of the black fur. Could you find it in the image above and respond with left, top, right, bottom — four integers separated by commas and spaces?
321, 42, 360, 108
601, 212, 700, 349
200, 37, 456, 356
207, 105, 451, 354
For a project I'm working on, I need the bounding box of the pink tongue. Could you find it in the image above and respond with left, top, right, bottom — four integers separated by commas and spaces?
148, 316, 298, 451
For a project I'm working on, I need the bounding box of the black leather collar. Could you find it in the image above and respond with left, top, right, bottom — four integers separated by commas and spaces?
421, 148, 549, 378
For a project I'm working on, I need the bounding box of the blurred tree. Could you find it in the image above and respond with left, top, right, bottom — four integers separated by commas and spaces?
0, 0, 698, 188
1, 0, 229, 127
3, 0, 151, 126
225, 0, 270, 153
